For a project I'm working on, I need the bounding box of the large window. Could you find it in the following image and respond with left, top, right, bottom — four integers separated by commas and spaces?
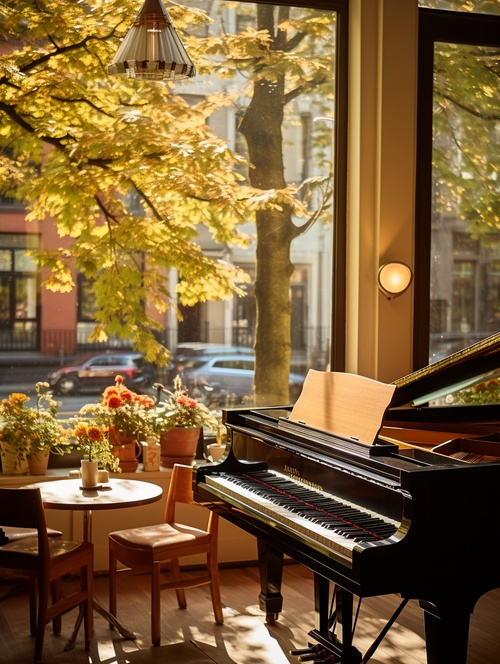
415, 8, 500, 367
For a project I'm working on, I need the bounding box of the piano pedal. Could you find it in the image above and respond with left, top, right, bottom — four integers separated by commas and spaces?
290, 644, 333, 662
290, 645, 322, 658
290, 643, 362, 664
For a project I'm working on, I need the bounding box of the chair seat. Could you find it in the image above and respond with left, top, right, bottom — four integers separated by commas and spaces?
109, 522, 211, 551
0, 538, 91, 572
2, 527, 62, 541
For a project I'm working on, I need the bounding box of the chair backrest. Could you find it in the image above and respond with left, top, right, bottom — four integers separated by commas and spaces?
165, 464, 197, 522
0, 487, 50, 562
165, 464, 217, 536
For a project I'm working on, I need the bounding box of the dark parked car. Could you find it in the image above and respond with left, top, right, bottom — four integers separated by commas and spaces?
179, 354, 304, 405
46, 352, 155, 395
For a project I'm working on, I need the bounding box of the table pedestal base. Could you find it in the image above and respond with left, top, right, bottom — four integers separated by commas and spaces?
65, 599, 136, 651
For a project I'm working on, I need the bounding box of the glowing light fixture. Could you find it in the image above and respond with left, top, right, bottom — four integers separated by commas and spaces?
108, 0, 196, 81
378, 262, 413, 300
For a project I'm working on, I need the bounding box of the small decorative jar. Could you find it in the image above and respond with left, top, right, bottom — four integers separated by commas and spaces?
142, 436, 161, 472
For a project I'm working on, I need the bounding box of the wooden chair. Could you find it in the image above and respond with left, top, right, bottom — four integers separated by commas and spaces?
109, 463, 223, 646
0, 487, 93, 663
0, 524, 63, 635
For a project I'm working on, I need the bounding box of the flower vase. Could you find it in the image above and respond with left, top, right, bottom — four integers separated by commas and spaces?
207, 442, 226, 463
160, 427, 201, 469
80, 459, 99, 487
27, 448, 51, 475
0, 443, 29, 475
108, 427, 141, 472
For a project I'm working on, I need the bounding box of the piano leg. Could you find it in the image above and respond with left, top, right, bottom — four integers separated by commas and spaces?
257, 539, 283, 623
420, 599, 470, 664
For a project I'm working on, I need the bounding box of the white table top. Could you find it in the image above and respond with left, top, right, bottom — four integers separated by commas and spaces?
26, 477, 163, 512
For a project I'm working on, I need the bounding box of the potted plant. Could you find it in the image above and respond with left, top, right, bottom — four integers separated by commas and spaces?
71, 421, 121, 484
0, 382, 72, 475
151, 375, 222, 468
79, 375, 156, 471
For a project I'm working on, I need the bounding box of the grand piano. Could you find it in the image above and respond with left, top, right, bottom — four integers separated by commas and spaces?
194, 332, 500, 664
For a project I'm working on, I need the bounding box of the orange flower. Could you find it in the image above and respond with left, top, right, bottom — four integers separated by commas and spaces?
87, 426, 104, 442
9, 393, 30, 407
106, 395, 123, 409
177, 394, 197, 408
120, 389, 133, 403
103, 386, 120, 399
75, 422, 88, 437
136, 394, 155, 408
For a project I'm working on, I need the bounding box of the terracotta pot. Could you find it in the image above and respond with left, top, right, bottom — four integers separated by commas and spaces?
108, 427, 141, 472
27, 448, 51, 475
160, 427, 201, 469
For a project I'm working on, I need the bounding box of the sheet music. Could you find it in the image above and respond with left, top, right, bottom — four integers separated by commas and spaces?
290, 370, 396, 445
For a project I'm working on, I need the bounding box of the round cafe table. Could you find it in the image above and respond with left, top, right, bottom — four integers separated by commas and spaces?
26, 477, 163, 649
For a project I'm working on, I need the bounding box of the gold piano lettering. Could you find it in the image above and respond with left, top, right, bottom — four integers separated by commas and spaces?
283, 465, 323, 492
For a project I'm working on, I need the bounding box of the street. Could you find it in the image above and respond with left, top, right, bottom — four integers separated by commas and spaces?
0, 388, 105, 419
0, 361, 157, 419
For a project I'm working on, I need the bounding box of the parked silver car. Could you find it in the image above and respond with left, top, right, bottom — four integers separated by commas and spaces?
179, 354, 304, 405
168, 343, 252, 378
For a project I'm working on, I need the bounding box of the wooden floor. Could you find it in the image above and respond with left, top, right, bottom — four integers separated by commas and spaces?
1, 562, 500, 663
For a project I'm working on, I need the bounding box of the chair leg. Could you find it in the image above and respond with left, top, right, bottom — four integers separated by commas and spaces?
109, 546, 117, 630
51, 578, 62, 635
34, 577, 50, 664
83, 563, 93, 650
171, 559, 187, 609
208, 551, 224, 624
29, 579, 37, 636
151, 561, 161, 647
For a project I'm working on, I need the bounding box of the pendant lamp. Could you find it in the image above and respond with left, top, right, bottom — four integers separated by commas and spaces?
108, 0, 196, 81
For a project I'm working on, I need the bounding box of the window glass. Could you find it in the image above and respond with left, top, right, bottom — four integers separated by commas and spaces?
419, 0, 500, 15
0, 250, 11, 271
15, 277, 37, 319
0, 277, 9, 323
14, 250, 36, 272
78, 275, 98, 322
172, 0, 338, 404
0, 234, 39, 250
429, 39, 500, 362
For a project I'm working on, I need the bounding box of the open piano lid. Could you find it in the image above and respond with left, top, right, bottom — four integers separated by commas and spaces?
391, 332, 500, 408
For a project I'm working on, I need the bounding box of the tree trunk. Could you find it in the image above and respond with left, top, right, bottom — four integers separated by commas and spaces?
239, 5, 300, 405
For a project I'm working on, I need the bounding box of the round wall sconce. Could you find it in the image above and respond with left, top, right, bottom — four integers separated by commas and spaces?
378, 262, 413, 300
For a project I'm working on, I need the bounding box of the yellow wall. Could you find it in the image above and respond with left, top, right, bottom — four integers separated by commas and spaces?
347, 0, 418, 383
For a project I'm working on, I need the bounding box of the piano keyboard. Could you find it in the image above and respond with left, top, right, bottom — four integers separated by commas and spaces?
205, 471, 400, 563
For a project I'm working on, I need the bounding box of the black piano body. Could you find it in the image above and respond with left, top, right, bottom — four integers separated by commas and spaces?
194, 333, 500, 664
